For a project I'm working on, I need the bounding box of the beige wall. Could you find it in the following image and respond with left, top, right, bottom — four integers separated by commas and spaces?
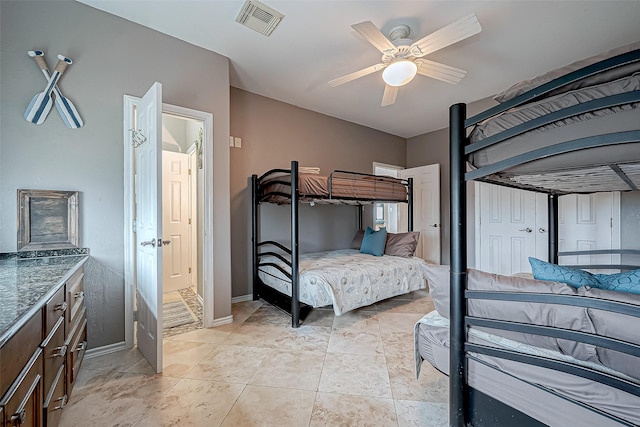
0, 0, 232, 348
230, 88, 407, 297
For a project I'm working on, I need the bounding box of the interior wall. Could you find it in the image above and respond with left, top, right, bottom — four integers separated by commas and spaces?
407, 97, 497, 265
0, 0, 232, 349
230, 87, 406, 298
620, 191, 640, 265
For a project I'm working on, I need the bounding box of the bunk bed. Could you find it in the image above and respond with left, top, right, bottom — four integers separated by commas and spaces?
252, 161, 425, 327
418, 44, 640, 426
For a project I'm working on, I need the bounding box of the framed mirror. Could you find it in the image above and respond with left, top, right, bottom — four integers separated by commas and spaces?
17, 189, 79, 251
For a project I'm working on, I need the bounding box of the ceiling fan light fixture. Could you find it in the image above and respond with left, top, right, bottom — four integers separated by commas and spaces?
382, 60, 418, 87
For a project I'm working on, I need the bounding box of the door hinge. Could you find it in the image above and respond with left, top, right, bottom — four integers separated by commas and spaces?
610, 217, 613, 228
188, 168, 192, 176
188, 267, 192, 274
133, 310, 138, 322
132, 219, 137, 232
188, 218, 192, 225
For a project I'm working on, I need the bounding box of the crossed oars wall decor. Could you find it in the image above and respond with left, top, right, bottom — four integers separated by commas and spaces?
24, 50, 84, 128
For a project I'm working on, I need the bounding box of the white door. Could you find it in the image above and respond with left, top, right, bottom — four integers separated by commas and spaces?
558, 193, 618, 272
162, 151, 190, 292
188, 148, 198, 291
400, 164, 441, 264
477, 183, 547, 275
135, 82, 163, 373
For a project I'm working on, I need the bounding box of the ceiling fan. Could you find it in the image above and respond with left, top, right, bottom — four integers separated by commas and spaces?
328, 14, 482, 106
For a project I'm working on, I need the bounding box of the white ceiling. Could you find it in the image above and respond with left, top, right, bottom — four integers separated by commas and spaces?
78, 1, 640, 138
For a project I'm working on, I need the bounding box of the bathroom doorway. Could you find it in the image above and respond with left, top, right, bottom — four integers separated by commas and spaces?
123, 94, 214, 353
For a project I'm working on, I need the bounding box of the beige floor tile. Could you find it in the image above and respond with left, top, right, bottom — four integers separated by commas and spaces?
332, 309, 380, 331
81, 347, 146, 373
249, 349, 326, 390
328, 327, 385, 355
165, 326, 231, 344
244, 305, 291, 326
221, 322, 285, 348
273, 325, 332, 352
395, 400, 449, 427
231, 300, 264, 323
162, 290, 183, 304
303, 308, 335, 327
376, 297, 435, 315
161, 340, 217, 378
220, 385, 316, 426
387, 355, 448, 402
60, 369, 179, 427
134, 379, 245, 427
319, 353, 392, 398
377, 312, 425, 335
185, 344, 270, 383
310, 392, 398, 426
381, 330, 415, 359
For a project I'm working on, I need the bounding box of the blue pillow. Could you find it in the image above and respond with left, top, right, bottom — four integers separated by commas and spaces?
594, 270, 640, 294
360, 226, 387, 256
528, 257, 599, 288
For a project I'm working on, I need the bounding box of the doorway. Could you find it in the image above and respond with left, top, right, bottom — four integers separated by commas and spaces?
123, 94, 214, 356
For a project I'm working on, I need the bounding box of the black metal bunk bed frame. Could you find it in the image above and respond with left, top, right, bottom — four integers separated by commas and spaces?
449, 49, 640, 426
251, 160, 414, 327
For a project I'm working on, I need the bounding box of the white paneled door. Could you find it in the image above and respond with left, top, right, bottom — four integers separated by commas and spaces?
400, 164, 441, 264
162, 151, 190, 292
135, 82, 163, 373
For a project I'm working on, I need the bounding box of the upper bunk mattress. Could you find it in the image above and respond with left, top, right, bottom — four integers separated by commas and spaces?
260, 173, 408, 204
467, 73, 640, 192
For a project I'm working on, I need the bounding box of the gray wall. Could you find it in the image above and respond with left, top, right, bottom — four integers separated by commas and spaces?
230, 88, 406, 297
0, 1, 232, 348
406, 97, 497, 265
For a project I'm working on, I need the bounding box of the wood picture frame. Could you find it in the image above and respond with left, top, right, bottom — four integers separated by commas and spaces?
17, 189, 79, 251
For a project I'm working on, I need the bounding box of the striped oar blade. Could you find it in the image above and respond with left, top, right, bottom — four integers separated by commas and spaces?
24, 55, 71, 125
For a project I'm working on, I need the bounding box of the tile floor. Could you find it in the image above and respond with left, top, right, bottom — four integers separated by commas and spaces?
60, 290, 449, 426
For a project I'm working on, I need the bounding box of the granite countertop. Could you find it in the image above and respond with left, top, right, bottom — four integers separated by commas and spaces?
0, 255, 88, 347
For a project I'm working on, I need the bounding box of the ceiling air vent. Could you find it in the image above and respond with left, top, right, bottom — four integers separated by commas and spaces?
236, 0, 284, 37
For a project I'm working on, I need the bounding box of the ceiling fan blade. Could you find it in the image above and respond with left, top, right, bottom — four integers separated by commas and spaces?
328, 63, 386, 87
410, 13, 481, 58
381, 85, 398, 107
352, 21, 397, 55
416, 59, 467, 84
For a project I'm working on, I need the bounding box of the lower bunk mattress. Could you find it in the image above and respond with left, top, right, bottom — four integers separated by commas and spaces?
258, 249, 427, 315
414, 311, 640, 427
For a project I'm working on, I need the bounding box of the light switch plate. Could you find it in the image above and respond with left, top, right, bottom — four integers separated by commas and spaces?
229, 136, 234, 147
234, 137, 242, 148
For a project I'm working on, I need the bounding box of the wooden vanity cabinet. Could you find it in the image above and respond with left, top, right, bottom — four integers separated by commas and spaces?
0, 263, 87, 427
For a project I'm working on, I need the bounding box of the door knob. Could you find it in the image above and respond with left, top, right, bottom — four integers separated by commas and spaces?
162, 240, 171, 246
518, 227, 532, 233
539, 228, 547, 233
430, 224, 440, 228
140, 238, 156, 247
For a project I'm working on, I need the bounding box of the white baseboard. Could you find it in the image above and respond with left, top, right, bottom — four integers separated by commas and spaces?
212, 315, 233, 326
231, 294, 253, 303
85, 341, 127, 359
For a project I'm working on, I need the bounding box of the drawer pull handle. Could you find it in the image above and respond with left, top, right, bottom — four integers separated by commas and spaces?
55, 301, 68, 312
75, 291, 84, 299
53, 395, 68, 410
10, 409, 26, 425
51, 344, 67, 358
77, 342, 87, 352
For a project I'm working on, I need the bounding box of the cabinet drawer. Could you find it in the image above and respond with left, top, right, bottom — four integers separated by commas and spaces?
0, 310, 43, 397
44, 286, 66, 340
65, 315, 87, 398
65, 269, 84, 331
0, 348, 43, 427
43, 364, 66, 427
41, 317, 66, 396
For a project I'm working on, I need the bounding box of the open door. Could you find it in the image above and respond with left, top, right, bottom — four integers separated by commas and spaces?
399, 164, 441, 264
135, 82, 163, 373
